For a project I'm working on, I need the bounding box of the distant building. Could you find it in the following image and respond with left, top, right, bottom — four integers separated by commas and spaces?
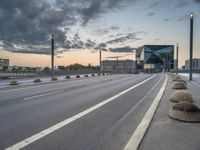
0, 58, 9, 70
0, 58, 9, 66
101, 60, 136, 73
136, 45, 174, 72
185, 58, 200, 70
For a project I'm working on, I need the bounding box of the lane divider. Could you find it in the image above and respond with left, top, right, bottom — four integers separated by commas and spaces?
24, 90, 65, 100
23, 75, 139, 101
0, 74, 132, 94
192, 81, 200, 88
124, 74, 167, 150
5, 74, 156, 150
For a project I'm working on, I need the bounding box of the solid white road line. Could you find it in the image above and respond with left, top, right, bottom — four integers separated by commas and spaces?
5, 75, 156, 150
24, 90, 65, 100
0, 74, 129, 94
124, 74, 167, 150
192, 81, 200, 88
103, 74, 163, 135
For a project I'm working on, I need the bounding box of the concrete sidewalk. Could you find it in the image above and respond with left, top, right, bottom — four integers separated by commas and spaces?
179, 73, 200, 84
139, 74, 200, 150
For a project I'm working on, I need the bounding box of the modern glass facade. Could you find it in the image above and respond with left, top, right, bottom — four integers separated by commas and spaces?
136, 45, 174, 72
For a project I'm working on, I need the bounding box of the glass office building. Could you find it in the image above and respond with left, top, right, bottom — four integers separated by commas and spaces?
136, 45, 174, 72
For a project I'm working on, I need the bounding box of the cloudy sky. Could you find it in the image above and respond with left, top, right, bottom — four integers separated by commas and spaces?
0, 0, 199, 67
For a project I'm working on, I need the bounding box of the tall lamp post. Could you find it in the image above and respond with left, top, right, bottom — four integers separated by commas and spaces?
189, 13, 194, 81
51, 34, 54, 79
176, 43, 179, 75
99, 50, 102, 71
116, 56, 119, 74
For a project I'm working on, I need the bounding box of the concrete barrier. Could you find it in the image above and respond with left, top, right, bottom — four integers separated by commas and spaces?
169, 102, 200, 123
170, 90, 193, 103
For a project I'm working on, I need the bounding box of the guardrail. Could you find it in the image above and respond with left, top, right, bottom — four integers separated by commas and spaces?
0, 73, 37, 79
0, 70, 103, 79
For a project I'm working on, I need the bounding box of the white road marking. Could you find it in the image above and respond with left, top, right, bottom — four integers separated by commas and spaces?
0, 75, 130, 94
192, 81, 200, 88
5, 75, 156, 150
124, 74, 167, 150
24, 90, 65, 100
104, 74, 163, 134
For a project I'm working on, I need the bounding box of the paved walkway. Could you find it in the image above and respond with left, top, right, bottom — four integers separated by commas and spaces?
179, 73, 200, 84
139, 74, 200, 150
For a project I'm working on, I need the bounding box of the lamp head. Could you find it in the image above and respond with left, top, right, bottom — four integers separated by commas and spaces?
190, 12, 194, 18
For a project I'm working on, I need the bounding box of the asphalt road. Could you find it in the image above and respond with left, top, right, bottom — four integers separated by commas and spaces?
0, 74, 166, 150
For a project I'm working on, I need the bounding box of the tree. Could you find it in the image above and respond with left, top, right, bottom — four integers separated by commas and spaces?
58, 65, 65, 70
43, 67, 50, 72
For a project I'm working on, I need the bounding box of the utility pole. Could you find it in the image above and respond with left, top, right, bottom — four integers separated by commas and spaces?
189, 13, 194, 81
176, 43, 179, 75
51, 34, 54, 79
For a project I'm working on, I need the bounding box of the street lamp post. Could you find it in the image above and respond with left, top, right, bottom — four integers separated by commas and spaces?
189, 13, 194, 81
176, 43, 179, 75
51, 34, 54, 79
116, 57, 119, 74
99, 50, 101, 71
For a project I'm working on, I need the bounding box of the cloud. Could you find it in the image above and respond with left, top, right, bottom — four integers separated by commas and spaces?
95, 43, 108, 51
175, 0, 188, 7
148, 1, 160, 8
93, 32, 143, 52
109, 46, 134, 53
110, 26, 120, 30
56, 55, 64, 58
175, 0, 200, 7
147, 12, 155, 16
149, 0, 199, 9
92, 26, 120, 36
106, 32, 141, 44
85, 39, 96, 49
93, 29, 109, 36
80, 0, 135, 26
0, 0, 135, 54
177, 15, 188, 21
163, 18, 170, 22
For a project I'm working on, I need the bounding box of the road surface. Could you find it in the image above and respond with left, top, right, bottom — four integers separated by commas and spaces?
0, 74, 166, 150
